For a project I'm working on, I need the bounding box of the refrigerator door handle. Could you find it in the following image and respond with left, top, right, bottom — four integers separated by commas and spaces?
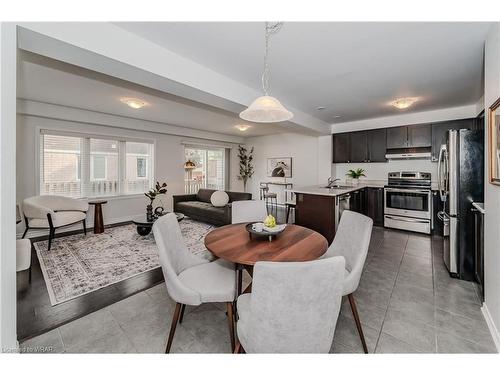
437, 144, 447, 202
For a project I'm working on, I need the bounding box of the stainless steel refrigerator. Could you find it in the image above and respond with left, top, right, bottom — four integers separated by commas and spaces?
437, 129, 484, 280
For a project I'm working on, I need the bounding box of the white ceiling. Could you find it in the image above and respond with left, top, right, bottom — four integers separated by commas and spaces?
115, 22, 491, 123
17, 51, 289, 138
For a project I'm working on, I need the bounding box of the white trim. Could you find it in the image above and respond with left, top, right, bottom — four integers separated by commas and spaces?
481, 303, 500, 352
181, 140, 234, 149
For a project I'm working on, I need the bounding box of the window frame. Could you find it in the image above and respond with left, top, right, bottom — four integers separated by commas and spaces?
37, 128, 155, 199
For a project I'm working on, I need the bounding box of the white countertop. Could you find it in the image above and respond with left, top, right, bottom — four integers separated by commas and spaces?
287, 180, 439, 197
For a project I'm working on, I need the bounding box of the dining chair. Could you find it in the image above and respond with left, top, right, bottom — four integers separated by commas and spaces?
322, 210, 373, 353
231, 200, 268, 224
152, 213, 237, 353
234, 256, 346, 353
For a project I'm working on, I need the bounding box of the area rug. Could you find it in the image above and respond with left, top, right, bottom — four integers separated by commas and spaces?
33, 218, 215, 306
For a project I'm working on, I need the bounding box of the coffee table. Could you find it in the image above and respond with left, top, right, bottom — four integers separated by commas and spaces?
132, 212, 185, 236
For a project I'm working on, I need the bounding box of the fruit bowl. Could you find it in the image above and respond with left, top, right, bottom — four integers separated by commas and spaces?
245, 222, 286, 241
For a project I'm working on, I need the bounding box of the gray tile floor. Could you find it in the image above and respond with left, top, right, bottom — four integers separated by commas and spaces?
20, 227, 497, 353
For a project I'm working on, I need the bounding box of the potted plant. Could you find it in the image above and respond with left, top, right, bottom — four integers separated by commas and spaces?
144, 182, 167, 221
346, 168, 366, 186
237, 145, 254, 192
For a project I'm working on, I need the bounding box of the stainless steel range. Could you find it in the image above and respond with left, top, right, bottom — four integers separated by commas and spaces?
384, 171, 432, 234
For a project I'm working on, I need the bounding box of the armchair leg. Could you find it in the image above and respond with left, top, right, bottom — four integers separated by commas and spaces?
348, 293, 368, 354
226, 302, 235, 352
22, 227, 29, 239
47, 228, 55, 251
82, 220, 87, 235
165, 303, 183, 353
234, 340, 242, 354
28, 265, 32, 284
178, 304, 186, 324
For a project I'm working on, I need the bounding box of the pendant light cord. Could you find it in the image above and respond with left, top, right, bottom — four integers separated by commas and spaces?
262, 22, 283, 96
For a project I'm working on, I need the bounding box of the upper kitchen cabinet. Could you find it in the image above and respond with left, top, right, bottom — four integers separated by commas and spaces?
349, 131, 368, 162
431, 119, 475, 161
387, 124, 431, 148
332, 133, 351, 163
386, 126, 408, 148
407, 124, 432, 147
367, 128, 387, 162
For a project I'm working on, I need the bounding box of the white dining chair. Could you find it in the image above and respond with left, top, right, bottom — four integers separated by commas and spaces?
322, 210, 373, 353
231, 200, 268, 224
234, 256, 346, 353
152, 213, 237, 353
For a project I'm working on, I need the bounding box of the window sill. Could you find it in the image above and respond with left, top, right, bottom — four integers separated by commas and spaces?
84, 194, 146, 202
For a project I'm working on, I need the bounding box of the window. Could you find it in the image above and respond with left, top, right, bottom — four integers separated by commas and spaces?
184, 146, 226, 193
40, 130, 154, 198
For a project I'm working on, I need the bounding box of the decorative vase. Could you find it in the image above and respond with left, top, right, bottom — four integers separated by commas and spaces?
146, 204, 154, 222
352, 178, 359, 186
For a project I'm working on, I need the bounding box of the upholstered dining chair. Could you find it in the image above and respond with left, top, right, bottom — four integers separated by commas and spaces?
322, 210, 373, 353
231, 200, 268, 224
22, 196, 89, 251
153, 213, 237, 353
234, 256, 346, 353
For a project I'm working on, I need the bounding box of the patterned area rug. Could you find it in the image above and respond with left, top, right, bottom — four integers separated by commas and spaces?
33, 218, 215, 306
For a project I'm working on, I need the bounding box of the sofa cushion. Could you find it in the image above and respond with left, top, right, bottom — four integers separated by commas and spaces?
197, 189, 216, 203
176, 201, 226, 220
29, 211, 86, 228
210, 190, 229, 207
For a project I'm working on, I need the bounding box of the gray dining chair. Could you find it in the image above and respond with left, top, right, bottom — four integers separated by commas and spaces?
322, 210, 373, 353
234, 256, 346, 353
153, 213, 237, 353
231, 200, 267, 224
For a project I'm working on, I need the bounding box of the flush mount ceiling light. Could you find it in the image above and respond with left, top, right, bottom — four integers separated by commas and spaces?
120, 97, 147, 109
235, 124, 251, 132
390, 97, 419, 110
316, 106, 325, 111
239, 22, 293, 123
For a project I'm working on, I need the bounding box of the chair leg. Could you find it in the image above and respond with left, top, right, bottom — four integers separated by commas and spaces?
226, 302, 235, 352
286, 205, 290, 223
82, 219, 87, 235
28, 265, 32, 284
22, 227, 29, 239
234, 340, 242, 354
178, 304, 186, 324
348, 293, 368, 354
47, 228, 55, 251
165, 302, 183, 353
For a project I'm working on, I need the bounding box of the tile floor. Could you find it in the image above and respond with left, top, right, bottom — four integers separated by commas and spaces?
20, 227, 497, 353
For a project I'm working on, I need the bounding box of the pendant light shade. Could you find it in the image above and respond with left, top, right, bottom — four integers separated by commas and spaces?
239, 22, 293, 123
239, 95, 293, 123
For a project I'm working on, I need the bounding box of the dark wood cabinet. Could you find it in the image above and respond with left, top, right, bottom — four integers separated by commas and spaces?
349, 131, 368, 162
431, 119, 475, 161
350, 188, 366, 214
332, 133, 350, 163
407, 124, 431, 147
366, 187, 384, 226
386, 126, 408, 149
295, 193, 336, 244
367, 129, 387, 162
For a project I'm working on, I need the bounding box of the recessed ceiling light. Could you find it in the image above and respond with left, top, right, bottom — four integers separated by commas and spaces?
332, 115, 341, 118
120, 97, 147, 109
316, 106, 325, 111
235, 124, 251, 132
390, 97, 419, 110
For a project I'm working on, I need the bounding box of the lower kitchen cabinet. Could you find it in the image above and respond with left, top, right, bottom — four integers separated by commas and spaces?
350, 188, 366, 214
366, 187, 384, 226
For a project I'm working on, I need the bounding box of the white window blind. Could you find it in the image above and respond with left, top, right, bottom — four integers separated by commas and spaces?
39, 130, 154, 198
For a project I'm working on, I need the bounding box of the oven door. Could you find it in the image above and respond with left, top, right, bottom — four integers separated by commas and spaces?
384, 188, 431, 219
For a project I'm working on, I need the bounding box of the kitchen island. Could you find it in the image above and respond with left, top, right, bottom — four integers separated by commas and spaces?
288, 182, 385, 244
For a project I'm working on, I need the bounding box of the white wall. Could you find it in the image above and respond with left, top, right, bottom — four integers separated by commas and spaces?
0, 23, 18, 352
482, 23, 500, 350
332, 160, 437, 183
244, 133, 330, 204
16, 105, 243, 237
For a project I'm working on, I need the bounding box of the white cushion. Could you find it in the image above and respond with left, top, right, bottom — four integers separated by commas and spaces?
210, 190, 229, 207
236, 293, 251, 322
29, 211, 86, 228
16, 239, 31, 272
178, 258, 236, 303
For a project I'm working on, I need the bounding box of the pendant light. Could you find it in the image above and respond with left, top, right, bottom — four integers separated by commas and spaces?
240, 22, 293, 123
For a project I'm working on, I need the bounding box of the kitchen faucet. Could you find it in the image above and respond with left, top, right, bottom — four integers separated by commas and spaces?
327, 177, 341, 188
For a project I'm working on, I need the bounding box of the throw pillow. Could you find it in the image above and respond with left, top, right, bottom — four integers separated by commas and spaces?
210, 190, 229, 207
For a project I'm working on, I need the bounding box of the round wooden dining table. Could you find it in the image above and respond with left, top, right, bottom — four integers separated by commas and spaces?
204, 223, 328, 295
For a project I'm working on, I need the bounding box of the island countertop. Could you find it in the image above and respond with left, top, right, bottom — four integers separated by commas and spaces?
287, 180, 438, 197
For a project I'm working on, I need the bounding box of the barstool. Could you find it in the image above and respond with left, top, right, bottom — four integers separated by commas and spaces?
259, 183, 269, 200
263, 191, 278, 214
285, 193, 296, 223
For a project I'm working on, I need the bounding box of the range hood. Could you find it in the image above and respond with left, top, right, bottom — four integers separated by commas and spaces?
385, 147, 431, 160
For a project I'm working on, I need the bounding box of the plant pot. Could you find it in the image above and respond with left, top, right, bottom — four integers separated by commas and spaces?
351, 178, 359, 186
146, 204, 154, 222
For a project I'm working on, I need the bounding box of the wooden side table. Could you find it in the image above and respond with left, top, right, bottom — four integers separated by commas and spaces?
89, 200, 107, 234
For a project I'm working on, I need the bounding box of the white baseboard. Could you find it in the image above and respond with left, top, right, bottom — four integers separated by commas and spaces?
16, 214, 141, 239
481, 303, 500, 352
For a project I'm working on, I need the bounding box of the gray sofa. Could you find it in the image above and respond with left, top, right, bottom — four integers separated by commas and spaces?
173, 188, 252, 226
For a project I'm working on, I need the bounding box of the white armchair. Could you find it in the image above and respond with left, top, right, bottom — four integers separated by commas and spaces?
22, 196, 89, 250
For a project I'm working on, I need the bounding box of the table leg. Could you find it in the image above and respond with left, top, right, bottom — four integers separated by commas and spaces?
94, 203, 104, 234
